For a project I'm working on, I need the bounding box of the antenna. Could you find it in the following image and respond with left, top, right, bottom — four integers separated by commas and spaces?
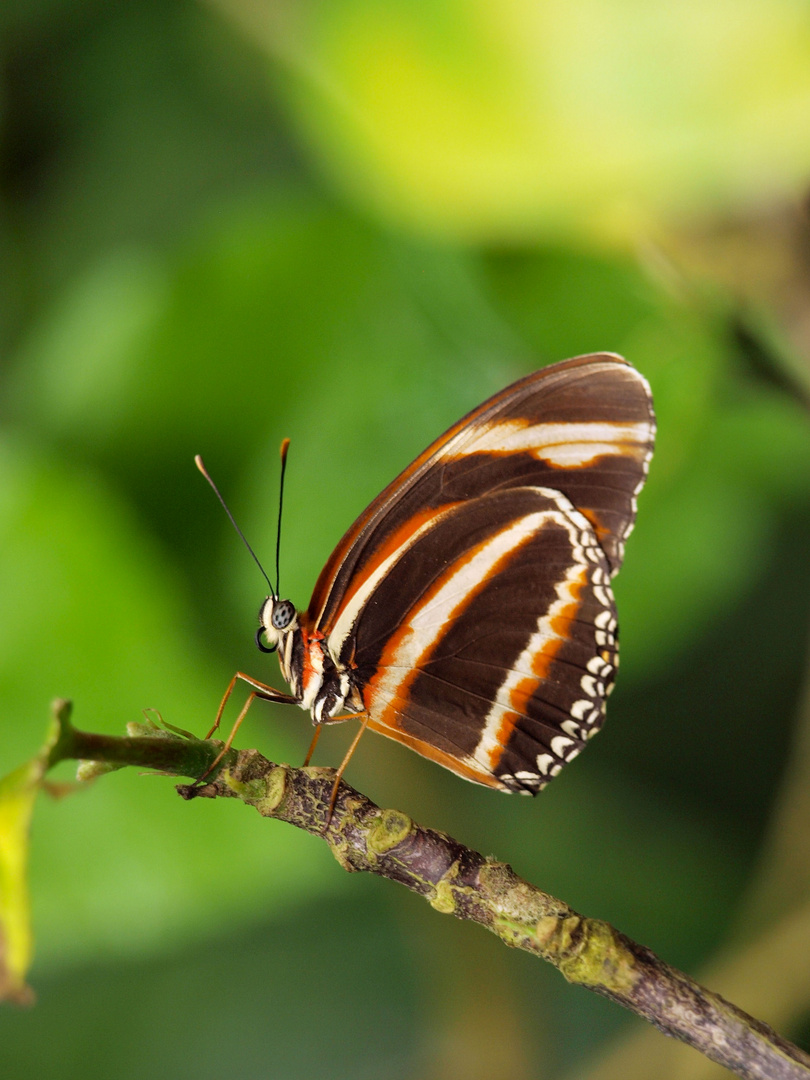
195, 455, 275, 597
275, 438, 290, 597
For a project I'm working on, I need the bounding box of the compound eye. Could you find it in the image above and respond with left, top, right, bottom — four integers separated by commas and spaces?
256, 626, 277, 653
271, 599, 296, 630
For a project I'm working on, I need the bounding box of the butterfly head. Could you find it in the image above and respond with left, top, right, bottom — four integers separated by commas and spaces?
256, 596, 298, 654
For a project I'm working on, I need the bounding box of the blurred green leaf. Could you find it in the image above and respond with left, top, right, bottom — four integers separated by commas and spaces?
0, 758, 41, 1004
221, 0, 810, 242
7, 248, 168, 443
617, 461, 773, 674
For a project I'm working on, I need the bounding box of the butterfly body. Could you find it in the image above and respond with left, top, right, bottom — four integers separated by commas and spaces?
253, 354, 654, 795
263, 606, 361, 723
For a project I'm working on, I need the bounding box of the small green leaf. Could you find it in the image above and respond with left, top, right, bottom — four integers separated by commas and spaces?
0, 706, 65, 1003
0, 759, 42, 1004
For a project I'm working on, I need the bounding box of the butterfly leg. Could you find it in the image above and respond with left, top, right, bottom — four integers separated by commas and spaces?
324, 714, 371, 831
302, 706, 365, 768
197, 672, 300, 784
197, 690, 262, 783
302, 723, 323, 767
205, 673, 240, 739
205, 671, 298, 739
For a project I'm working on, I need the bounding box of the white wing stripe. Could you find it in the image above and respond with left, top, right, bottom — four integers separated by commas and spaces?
369, 508, 567, 716
442, 419, 653, 468
473, 511, 613, 772
328, 516, 441, 655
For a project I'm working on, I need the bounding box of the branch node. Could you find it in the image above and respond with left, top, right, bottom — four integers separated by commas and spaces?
430, 868, 464, 915
367, 809, 414, 856
176, 782, 217, 800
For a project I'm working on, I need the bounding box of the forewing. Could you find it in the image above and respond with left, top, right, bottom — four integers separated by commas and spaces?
308, 354, 654, 633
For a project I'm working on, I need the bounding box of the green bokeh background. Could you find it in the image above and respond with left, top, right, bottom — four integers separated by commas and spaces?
1, 2, 810, 1077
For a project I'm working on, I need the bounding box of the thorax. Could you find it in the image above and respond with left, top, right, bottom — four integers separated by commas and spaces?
280, 622, 363, 724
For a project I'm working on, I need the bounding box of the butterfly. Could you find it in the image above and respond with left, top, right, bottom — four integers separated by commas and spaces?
206, 353, 655, 797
